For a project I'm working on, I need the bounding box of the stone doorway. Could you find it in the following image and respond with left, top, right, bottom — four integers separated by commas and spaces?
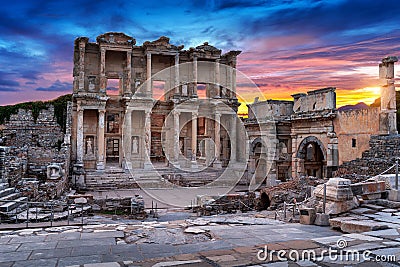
296, 136, 326, 178
106, 138, 120, 165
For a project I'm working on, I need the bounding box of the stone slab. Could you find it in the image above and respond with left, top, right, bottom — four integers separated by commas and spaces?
29, 248, 73, 260
56, 237, 116, 249
11, 258, 58, 267
56, 255, 102, 267
0, 251, 31, 263
340, 220, 389, 233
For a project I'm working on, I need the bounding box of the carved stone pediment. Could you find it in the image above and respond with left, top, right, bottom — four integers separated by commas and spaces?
96, 32, 136, 45
196, 42, 221, 53
143, 36, 183, 51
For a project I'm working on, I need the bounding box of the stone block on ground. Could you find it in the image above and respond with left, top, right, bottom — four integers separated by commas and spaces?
330, 218, 389, 233
315, 213, 330, 226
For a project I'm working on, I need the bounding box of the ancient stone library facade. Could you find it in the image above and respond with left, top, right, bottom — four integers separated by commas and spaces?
69, 32, 397, 183
71, 32, 242, 172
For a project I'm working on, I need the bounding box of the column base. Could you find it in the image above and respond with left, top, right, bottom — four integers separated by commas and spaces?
96, 162, 105, 170
124, 161, 132, 171
144, 161, 153, 170
213, 160, 222, 169
191, 161, 199, 170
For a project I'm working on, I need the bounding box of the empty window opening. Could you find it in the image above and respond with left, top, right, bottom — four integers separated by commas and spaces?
352, 138, 356, 148
107, 113, 120, 133
106, 79, 120, 96
153, 80, 166, 101
197, 84, 207, 99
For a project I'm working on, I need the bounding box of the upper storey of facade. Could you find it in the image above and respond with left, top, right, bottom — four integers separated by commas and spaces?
73, 32, 241, 102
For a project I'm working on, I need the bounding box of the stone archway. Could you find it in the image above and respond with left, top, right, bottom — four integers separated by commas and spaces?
249, 137, 268, 186
296, 136, 327, 178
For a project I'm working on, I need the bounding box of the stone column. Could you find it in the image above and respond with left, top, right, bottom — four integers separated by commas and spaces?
291, 135, 298, 179
100, 48, 106, 94
96, 109, 105, 170
0, 147, 5, 183
174, 53, 180, 97
215, 59, 220, 98
144, 110, 152, 169
192, 56, 198, 97
230, 114, 237, 162
78, 41, 86, 91
123, 110, 132, 170
213, 113, 222, 169
125, 51, 132, 96
77, 106, 84, 164
191, 112, 198, 163
146, 53, 152, 97
173, 110, 180, 165
231, 61, 237, 99
379, 56, 398, 135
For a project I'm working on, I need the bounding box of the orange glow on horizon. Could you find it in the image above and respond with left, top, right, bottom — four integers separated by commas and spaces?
237, 86, 383, 117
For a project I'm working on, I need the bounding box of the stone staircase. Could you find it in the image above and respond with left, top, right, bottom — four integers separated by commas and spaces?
0, 183, 28, 216
84, 165, 243, 191
85, 168, 139, 191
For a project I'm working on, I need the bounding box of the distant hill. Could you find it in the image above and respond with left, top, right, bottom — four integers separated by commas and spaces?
337, 102, 370, 111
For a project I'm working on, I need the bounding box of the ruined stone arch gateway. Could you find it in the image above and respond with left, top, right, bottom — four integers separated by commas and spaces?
246, 56, 398, 182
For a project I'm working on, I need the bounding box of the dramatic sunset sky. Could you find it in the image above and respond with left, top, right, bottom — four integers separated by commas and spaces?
1, 0, 399, 112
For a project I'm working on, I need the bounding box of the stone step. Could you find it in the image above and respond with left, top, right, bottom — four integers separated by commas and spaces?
0, 188, 14, 198
0, 196, 28, 212
0, 183, 9, 190
0, 192, 21, 201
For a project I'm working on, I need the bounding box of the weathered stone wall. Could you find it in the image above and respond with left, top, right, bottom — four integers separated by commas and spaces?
334, 107, 380, 165
1, 104, 71, 200
336, 134, 400, 177
248, 99, 293, 121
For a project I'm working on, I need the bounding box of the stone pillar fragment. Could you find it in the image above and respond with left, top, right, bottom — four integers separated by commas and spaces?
100, 48, 106, 94
192, 56, 198, 97
215, 59, 220, 98
191, 112, 198, 169
173, 110, 180, 164
78, 41, 86, 91
230, 114, 237, 162
379, 56, 398, 135
174, 53, 180, 97
144, 111, 152, 169
213, 113, 222, 169
125, 51, 132, 96
146, 53, 152, 97
123, 110, 132, 170
77, 107, 84, 164
96, 109, 105, 170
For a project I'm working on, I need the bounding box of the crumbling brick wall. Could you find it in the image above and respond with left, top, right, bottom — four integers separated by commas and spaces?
335, 134, 400, 177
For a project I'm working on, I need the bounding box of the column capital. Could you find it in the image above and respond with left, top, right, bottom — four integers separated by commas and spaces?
215, 112, 221, 119
172, 110, 181, 116
191, 112, 198, 118
146, 53, 152, 59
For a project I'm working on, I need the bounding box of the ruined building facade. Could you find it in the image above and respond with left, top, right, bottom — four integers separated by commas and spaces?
246, 56, 398, 182
71, 33, 242, 172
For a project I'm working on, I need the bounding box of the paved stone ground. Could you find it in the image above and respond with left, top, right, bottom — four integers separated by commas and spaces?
0, 211, 400, 267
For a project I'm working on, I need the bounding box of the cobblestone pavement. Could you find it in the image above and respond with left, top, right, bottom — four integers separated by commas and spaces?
0, 211, 399, 267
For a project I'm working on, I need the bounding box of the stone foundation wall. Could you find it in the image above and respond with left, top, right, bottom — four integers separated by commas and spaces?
335, 134, 400, 177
